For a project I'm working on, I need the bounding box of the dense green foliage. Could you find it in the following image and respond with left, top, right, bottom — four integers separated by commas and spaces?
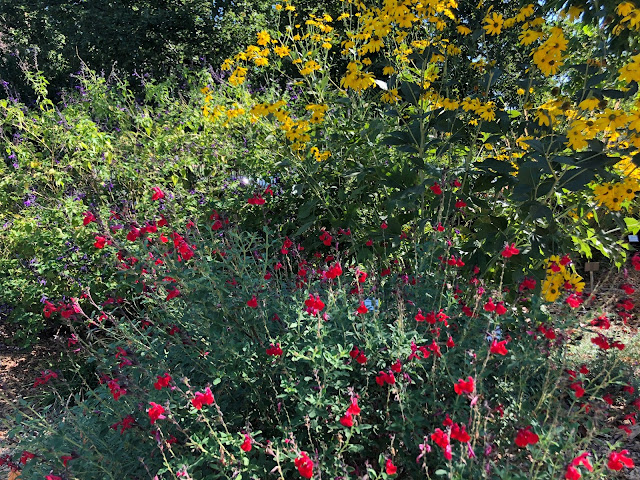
2, 0, 640, 478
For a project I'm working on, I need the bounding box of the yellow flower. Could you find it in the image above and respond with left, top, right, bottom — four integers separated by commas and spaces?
274, 45, 291, 58
442, 97, 459, 110
517, 88, 525, 95
361, 35, 384, 54
381, 88, 401, 104
567, 6, 584, 20
534, 108, 554, 126
483, 12, 504, 35
256, 31, 271, 47
542, 276, 562, 302
516, 4, 535, 22
595, 109, 628, 131
619, 54, 640, 83
275, 4, 283, 10
382, 66, 396, 75
476, 102, 496, 121
253, 57, 269, 67
617, 2, 636, 17
221, 58, 234, 71
566, 121, 589, 150
519, 29, 542, 45
504, 17, 517, 29
578, 97, 600, 110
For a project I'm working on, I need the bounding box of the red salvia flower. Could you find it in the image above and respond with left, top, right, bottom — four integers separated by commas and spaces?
515, 426, 539, 448
607, 450, 634, 471
191, 387, 215, 410
454, 376, 474, 395
147, 402, 166, 424
501, 243, 520, 258
295, 452, 314, 479
83, 211, 96, 226
385, 458, 397, 475
490, 339, 508, 355
266, 343, 283, 356
339, 412, 353, 427
240, 434, 252, 452
151, 187, 165, 201
356, 301, 368, 314
154, 372, 172, 390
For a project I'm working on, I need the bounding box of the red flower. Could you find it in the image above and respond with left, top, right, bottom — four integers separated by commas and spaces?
591, 334, 610, 350
247, 295, 258, 308
571, 452, 593, 472
147, 402, 166, 424
339, 412, 353, 427
376, 371, 396, 386
519, 277, 537, 291
247, 194, 266, 205
607, 450, 634, 470
61, 455, 73, 467
431, 428, 450, 449
347, 399, 361, 416
484, 298, 496, 312
46, 476, 62, 480
266, 343, 283, 356
191, 387, 215, 410
151, 187, 165, 201
356, 301, 368, 314
566, 293, 582, 308
304, 294, 325, 315
495, 302, 507, 315
415, 310, 426, 322
326, 262, 343, 279
19, 451, 35, 464
111, 414, 135, 434
514, 426, 539, 448
385, 458, 397, 475
295, 452, 314, 479
390, 360, 402, 373
430, 182, 443, 195
108, 379, 126, 400
565, 465, 581, 480
240, 434, 252, 452
446, 336, 455, 348
620, 283, 635, 294
455, 199, 467, 208
154, 372, 172, 390
490, 339, 508, 355
166, 288, 181, 301
570, 381, 585, 398
501, 243, 520, 258
94, 235, 107, 249
451, 423, 471, 443
83, 211, 96, 226
454, 376, 474, 395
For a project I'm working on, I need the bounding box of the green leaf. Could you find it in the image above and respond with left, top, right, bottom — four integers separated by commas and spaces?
624, 217, 640, 235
